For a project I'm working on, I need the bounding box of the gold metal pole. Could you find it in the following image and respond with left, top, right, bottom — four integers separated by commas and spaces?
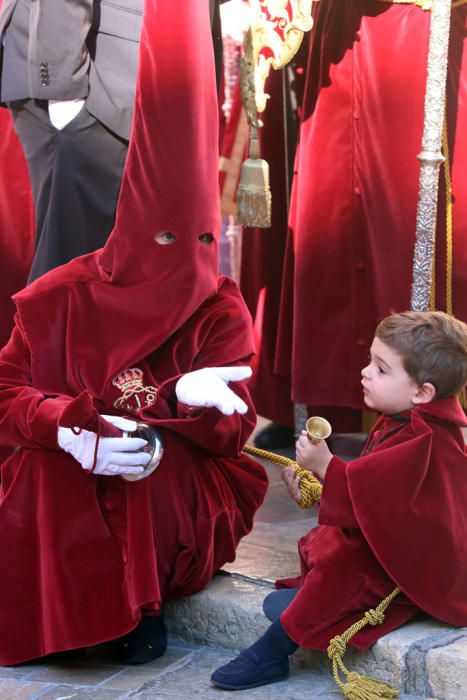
411, 0, 452, 311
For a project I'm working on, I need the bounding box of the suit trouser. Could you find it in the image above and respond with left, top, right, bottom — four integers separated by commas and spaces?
8, 99, 128, 282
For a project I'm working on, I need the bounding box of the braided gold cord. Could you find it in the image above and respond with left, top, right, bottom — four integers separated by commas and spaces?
327, 587, 401, 698
243, 444, 322, 508
442, 110, 453, 316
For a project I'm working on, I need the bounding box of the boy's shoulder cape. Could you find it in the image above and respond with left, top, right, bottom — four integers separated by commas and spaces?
347, 398, 467, 625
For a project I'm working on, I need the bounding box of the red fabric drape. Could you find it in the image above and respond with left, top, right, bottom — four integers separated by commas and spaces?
276, 0, 467, 409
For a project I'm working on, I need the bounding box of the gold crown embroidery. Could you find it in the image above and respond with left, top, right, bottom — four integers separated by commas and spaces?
112, 367, 158, 416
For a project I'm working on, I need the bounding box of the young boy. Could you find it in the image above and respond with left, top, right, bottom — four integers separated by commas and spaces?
211, 311, 467, 690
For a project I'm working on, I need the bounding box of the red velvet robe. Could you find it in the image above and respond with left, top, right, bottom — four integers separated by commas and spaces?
280, 398, 467, 650
0, 276, 267, 666
275, 0, 467, 410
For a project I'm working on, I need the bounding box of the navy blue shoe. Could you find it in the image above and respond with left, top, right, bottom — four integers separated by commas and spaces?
263, 587, 300, 622
118, 615, 167, 664
210, 648, 289, 690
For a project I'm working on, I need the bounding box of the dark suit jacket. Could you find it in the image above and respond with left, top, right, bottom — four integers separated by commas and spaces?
0, 0, 223, 141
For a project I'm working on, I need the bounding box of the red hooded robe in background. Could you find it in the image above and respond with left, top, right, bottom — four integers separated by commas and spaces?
0, 109, 34, 348
0, 0, 267, 665
275, 0, 467, 411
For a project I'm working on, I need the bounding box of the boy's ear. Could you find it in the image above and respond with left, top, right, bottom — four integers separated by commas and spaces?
412, 382, 436, 405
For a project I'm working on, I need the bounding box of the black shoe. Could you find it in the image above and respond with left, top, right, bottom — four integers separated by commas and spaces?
211, 620, 297, 691
254, 423, 295, 450
118, 615, 167, 664
211, 649, 289, 690
262, 587, 300, 622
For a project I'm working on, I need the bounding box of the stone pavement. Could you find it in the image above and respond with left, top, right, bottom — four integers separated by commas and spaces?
1, 425, 465, 699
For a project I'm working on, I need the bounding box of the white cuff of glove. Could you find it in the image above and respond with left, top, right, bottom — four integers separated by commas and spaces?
175, 366, 252, 416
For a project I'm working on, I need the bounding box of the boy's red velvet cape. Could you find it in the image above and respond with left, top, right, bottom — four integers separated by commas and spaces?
346, 399, 467, 625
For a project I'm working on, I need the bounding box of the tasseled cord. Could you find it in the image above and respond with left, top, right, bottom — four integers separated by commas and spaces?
236, 125, 272, 228
327, 587, 401, 699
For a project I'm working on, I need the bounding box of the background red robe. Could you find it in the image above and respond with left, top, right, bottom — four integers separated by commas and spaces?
0, 110, 34, 347
275, 0, 467, 410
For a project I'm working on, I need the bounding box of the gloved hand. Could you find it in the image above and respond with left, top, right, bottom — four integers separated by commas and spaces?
57, 419, 150, 476
100, 414, 138, 433
175, 366, 252, 415
48, 99, 85, 130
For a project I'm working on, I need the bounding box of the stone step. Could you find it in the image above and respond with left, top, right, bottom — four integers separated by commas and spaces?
164, 572, 467, 700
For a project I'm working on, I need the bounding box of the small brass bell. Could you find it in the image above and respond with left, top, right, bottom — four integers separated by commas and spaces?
305, 416, 332, 445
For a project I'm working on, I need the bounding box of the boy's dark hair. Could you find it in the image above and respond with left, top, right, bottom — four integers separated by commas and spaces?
375, 311, 467, 399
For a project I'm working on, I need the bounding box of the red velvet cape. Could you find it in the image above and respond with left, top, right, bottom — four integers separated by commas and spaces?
0, 0, 268, 664
280, 398, 467, 650
275, 0, 467, 409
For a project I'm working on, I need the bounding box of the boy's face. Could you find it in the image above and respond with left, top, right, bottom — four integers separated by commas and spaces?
361, 337, 420, 415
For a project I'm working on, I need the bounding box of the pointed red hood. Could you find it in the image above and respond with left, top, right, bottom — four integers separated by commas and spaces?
14, 0, 228, 397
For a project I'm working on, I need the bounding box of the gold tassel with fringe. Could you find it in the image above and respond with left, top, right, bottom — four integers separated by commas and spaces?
235, 28, 272, 229
327, 587, 401, 699
236, 125, 272, 228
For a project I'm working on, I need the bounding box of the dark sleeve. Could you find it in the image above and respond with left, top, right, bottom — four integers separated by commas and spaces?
29, 0, 93, 99
318, 456, 359, 528
0, 316, 107, 449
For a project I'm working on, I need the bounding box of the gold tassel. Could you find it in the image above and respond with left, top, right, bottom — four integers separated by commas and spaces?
340, 671, 400, 700
236, 125, 272, 228
327, 589, 401, 700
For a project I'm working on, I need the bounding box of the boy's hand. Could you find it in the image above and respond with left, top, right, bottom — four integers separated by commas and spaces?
281, 466, 302, 504
295, 430, 333, 480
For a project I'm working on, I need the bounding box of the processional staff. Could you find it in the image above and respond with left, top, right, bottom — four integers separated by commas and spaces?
411, 0, 452, 312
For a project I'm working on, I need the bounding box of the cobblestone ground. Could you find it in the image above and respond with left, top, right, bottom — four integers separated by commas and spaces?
0, 641, 424, 699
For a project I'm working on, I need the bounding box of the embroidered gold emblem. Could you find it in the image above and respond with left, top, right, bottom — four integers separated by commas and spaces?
112, 367, 158, 416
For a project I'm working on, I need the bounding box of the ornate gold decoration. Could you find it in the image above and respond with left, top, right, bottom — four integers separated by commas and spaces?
112, 367, 158, 416
247, 0, 313, 114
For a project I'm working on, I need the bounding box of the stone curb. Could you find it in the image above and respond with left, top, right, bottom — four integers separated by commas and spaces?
164, 572, 467, 700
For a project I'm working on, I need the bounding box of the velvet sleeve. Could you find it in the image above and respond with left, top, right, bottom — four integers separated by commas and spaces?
318, 456, 359, 529
0, 317, 109, 449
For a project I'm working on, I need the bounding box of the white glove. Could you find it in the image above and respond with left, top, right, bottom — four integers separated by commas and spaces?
57, 423, 150, 476
48, 99, 85, 130
100, 414, 138, 433
175, 366, 252, 415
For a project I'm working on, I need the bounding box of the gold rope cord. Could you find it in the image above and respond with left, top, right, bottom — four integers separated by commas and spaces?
243, 444, 322, 508
442, 109, 454, 316
327, 587, 401, 699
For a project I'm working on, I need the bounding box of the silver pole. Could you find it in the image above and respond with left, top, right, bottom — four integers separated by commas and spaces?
411, 0, 452, 311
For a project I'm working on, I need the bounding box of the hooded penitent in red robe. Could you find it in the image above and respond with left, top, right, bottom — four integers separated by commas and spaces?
0, 0, 267, 666
275, 0, 467, 411
279, 398, 467, 650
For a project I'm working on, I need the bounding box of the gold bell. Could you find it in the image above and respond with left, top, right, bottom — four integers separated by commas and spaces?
236, 126, 272, 229
306, 416, 332, 445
